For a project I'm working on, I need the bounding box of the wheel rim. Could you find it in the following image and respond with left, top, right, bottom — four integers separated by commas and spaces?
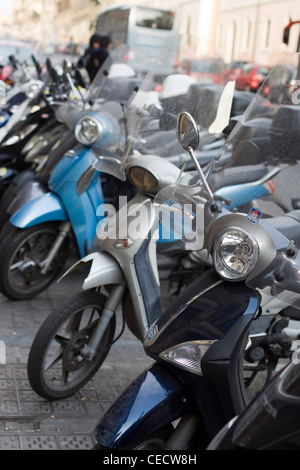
41, 303, 113, 394
7, 226, 68, 296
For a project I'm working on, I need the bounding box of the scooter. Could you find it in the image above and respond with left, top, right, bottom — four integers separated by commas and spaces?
89, 52, 300, 450
26, 49, 299, 401
0, 37, 286, 301
0, 49, 151, 300
0, 57, 84, 197
207, 360, 300, 450
0, 54, 43, 127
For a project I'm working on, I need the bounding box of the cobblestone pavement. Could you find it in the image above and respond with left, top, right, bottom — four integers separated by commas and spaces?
0, 257, 153, 450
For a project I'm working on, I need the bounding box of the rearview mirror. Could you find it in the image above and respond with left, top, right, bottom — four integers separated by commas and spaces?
177, 112, 200, 151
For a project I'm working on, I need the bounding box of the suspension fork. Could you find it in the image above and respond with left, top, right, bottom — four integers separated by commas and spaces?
40, 221, 71, 274
82, 284, 126, 360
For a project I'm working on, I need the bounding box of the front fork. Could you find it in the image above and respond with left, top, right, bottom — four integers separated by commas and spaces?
39, 221, 71, 274
82, 284, 126, 360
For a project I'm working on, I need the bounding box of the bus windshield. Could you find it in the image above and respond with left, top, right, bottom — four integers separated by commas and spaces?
95, 5, 178, 74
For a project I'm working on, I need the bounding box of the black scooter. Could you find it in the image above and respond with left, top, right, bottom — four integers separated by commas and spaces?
91, 55, 300, 449
207, 360, 300, 450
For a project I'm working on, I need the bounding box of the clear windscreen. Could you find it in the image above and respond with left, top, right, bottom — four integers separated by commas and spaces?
53, 45, 138, 130
89, 33, 242, 182
211, 52, 300, 217
155, 52, 300, 261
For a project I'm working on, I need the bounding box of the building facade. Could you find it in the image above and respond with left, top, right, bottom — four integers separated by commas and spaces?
216, 0, 300, 65
4, 0, 300, 66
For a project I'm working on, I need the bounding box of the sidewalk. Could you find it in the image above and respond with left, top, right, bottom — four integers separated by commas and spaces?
0, 257, 153, 450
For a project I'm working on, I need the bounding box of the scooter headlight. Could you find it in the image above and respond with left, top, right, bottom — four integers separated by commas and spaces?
160, 340, 216, 375
75, 116, 103, 145
128, 166, 159, 193
213, 227, 259, 280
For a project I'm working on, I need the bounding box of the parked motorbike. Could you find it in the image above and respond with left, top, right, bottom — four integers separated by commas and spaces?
0, 57, 82, 197
207, 361, 300, 450
86, 51, 300, 450
26, 46, 300, 403
0, 43, 265, 302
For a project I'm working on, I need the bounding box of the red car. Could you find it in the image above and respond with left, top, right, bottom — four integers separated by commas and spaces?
236, 63, 271, 92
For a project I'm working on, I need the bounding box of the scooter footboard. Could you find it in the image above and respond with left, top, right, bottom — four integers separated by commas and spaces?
94, 362, 194, 449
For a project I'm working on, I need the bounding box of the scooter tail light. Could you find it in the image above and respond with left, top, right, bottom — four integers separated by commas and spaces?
160, 340, 216, 375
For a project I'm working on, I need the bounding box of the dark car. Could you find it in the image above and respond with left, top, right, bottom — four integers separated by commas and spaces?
236, 63, 271, 92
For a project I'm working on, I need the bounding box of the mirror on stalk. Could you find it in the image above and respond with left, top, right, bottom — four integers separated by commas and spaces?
177, 112, 200, 151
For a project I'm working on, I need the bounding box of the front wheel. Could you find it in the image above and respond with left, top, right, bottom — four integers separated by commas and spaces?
93, 425, 174, 450
0, 222, 70, 300
27, 291, 116, 400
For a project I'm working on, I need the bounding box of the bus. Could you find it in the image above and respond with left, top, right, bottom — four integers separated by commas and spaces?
95, 4, 179, 74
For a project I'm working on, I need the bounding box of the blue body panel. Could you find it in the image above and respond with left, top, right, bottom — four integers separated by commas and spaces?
10, 145, 105, 258
11, 192, 68, 227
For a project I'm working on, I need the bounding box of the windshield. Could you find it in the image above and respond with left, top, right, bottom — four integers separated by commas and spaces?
89, 33, 246, 182
156, 51, 300, 309
53, 44, 140, 129
212, 52, 300, 217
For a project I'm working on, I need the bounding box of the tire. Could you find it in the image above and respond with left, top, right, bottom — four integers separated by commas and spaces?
93, 425, 174, 450
0, 221, 70, 300
27, 291, 115, 399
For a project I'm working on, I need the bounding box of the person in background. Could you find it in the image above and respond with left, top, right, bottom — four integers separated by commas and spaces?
78, 33, 112, 82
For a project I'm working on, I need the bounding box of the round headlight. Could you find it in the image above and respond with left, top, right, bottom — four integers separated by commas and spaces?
213, 227, 259, 280
128, 166, 159, 192
75, 117, 103, 145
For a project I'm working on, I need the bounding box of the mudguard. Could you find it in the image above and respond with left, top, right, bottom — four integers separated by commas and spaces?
94, 362, 194, 448
10, 192, 68, 228
6, 174, 47, 217
58, 251, 126, 290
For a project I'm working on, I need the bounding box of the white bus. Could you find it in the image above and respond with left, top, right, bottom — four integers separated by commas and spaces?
95, 4, 179, 74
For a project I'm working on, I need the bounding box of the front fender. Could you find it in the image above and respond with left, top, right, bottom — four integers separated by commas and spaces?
59, 251, 126, 290
94, 362, 194, 448
10, 192, 68, 228
7, 176, 48, 217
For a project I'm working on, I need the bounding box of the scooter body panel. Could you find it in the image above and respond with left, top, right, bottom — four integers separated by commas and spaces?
10, 192, 68, 228
93, 270, 261, 448
216, 182, 269, 209
48, 145, 104, 256
94, 362, 193, 448
9, 145, 105, 258
59, 251, 126, 289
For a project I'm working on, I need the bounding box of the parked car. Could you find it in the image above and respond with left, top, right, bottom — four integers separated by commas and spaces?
223, 60, 248, 83
180, 58, 225, 84
236, 63, 271, 92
